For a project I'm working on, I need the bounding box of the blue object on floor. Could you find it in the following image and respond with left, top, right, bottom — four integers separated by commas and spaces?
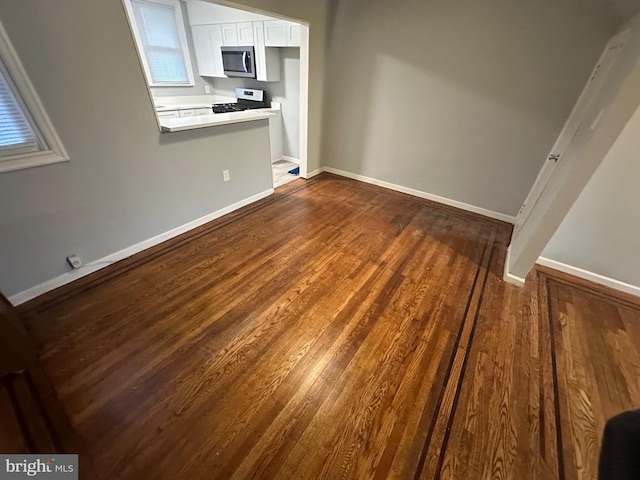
288, 166, 300, 175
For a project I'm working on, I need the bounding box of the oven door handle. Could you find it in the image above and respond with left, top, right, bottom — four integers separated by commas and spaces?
242, 51, 249, 73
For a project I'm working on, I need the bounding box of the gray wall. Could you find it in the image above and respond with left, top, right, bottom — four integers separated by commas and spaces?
542, 104, 640, 287
0, 0, 273, 297
211, 48, 301, 158
150, 1, 214, 97
322, 0, 618, 216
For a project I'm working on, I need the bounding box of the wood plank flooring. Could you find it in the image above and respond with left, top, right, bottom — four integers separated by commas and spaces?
15, 173, 640, 479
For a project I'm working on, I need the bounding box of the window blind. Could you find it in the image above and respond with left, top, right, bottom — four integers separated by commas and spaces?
130, 0, 189, 84
0, 59, 40, 158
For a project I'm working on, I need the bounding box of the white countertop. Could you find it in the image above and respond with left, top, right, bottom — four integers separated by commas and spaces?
153, 94, 236, 112
159, 108, 276, 132
154, 95, 280, 132
156, 103, 214, 112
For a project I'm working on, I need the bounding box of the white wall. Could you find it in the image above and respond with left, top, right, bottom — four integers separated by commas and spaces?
211, 48, 301, 158
541, 104, 640, 288
322, 0, 618, 217
0, 0, 274, 298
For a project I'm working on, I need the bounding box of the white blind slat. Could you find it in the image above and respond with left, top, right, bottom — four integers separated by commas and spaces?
0, 62, 41, 157
131, 0, 189, 84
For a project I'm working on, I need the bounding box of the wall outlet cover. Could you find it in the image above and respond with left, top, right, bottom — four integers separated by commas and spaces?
66, 255, 83, 269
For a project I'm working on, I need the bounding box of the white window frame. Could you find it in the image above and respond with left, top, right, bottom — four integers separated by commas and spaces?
0, 20, 68, 174
123, 0, 195, 87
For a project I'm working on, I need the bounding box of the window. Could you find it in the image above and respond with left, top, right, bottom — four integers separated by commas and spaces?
124, 0, 195, 87
0, 61, 41, 156
0, 20, 68, 173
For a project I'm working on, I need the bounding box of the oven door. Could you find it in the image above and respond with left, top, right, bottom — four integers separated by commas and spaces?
221, 46, 256, 78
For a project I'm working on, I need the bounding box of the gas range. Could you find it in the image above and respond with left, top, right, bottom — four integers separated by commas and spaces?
212, 88, 268, 114
212, 103, 252, 114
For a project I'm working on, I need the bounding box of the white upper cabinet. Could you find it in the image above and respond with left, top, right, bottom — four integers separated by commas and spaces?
191, 25, 215, 77
263, 20, 301, 47
190, 24, 226, 78
221, 24, 239, 46
253, 22, 280, 82
287, 24, 301, 47
264, 20, 287, 47
236, 22, 254, 45
208, 25, 226, 76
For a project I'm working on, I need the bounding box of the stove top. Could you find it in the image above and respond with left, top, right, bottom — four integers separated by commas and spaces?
212, 103, 250, 114
212, 88, 269, 114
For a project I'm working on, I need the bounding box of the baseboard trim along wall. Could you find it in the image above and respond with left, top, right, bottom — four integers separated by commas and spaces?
272, 156, 301, 165
503, 245, 526, 286
537, 257, 640, 298
282, 155, 300, 165
322, 167, 516, 224
9, 188, 275, 306
305, 168, 324, 179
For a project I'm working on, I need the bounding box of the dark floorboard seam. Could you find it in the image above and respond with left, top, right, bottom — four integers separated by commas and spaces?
545, 276, 566, 480
433, 237, 497, 477
412, 228, 496, 480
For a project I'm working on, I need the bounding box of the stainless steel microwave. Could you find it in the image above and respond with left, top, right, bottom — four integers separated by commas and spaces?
221, 46, 256, 78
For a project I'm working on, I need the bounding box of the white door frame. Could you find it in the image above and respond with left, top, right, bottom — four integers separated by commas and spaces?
512, 28, 631, 241
505, 24, 640, 284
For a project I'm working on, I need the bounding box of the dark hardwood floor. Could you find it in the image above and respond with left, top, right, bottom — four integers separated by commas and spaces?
15, 173, 640, 479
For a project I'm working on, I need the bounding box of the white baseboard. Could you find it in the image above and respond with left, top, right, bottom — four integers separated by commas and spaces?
323, 167, 516, 224
272, 156, 301, 165
503, 245, 525, 286
537, 257, 640, 298
282, 155, 300, 165
9, 188, 275, 306
305, 167, 324, 179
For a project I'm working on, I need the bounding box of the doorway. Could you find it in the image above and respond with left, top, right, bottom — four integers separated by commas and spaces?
193, 1, 310, 189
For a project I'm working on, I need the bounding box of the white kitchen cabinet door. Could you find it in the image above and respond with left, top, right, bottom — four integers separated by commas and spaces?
236, 22, 254, 45
179, 109, 196, 118
253, 22, 281, 82
191, 25, 226, 78
221, 24, 239, 46
253, 22, 268, 81
208, 25, 226, 78
286, 23, 301, 47
264, 20, 301, 47
191, 25, 216, 77
264, 20, 287, 47
195, 108, 212, 116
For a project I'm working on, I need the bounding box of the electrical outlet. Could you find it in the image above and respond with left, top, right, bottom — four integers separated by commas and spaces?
223, 169, 230, 182
204, 84, 211, 94
66, 255, 83, 269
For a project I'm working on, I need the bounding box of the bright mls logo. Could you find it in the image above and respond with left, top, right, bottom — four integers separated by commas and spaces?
0, 455, 77, 479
